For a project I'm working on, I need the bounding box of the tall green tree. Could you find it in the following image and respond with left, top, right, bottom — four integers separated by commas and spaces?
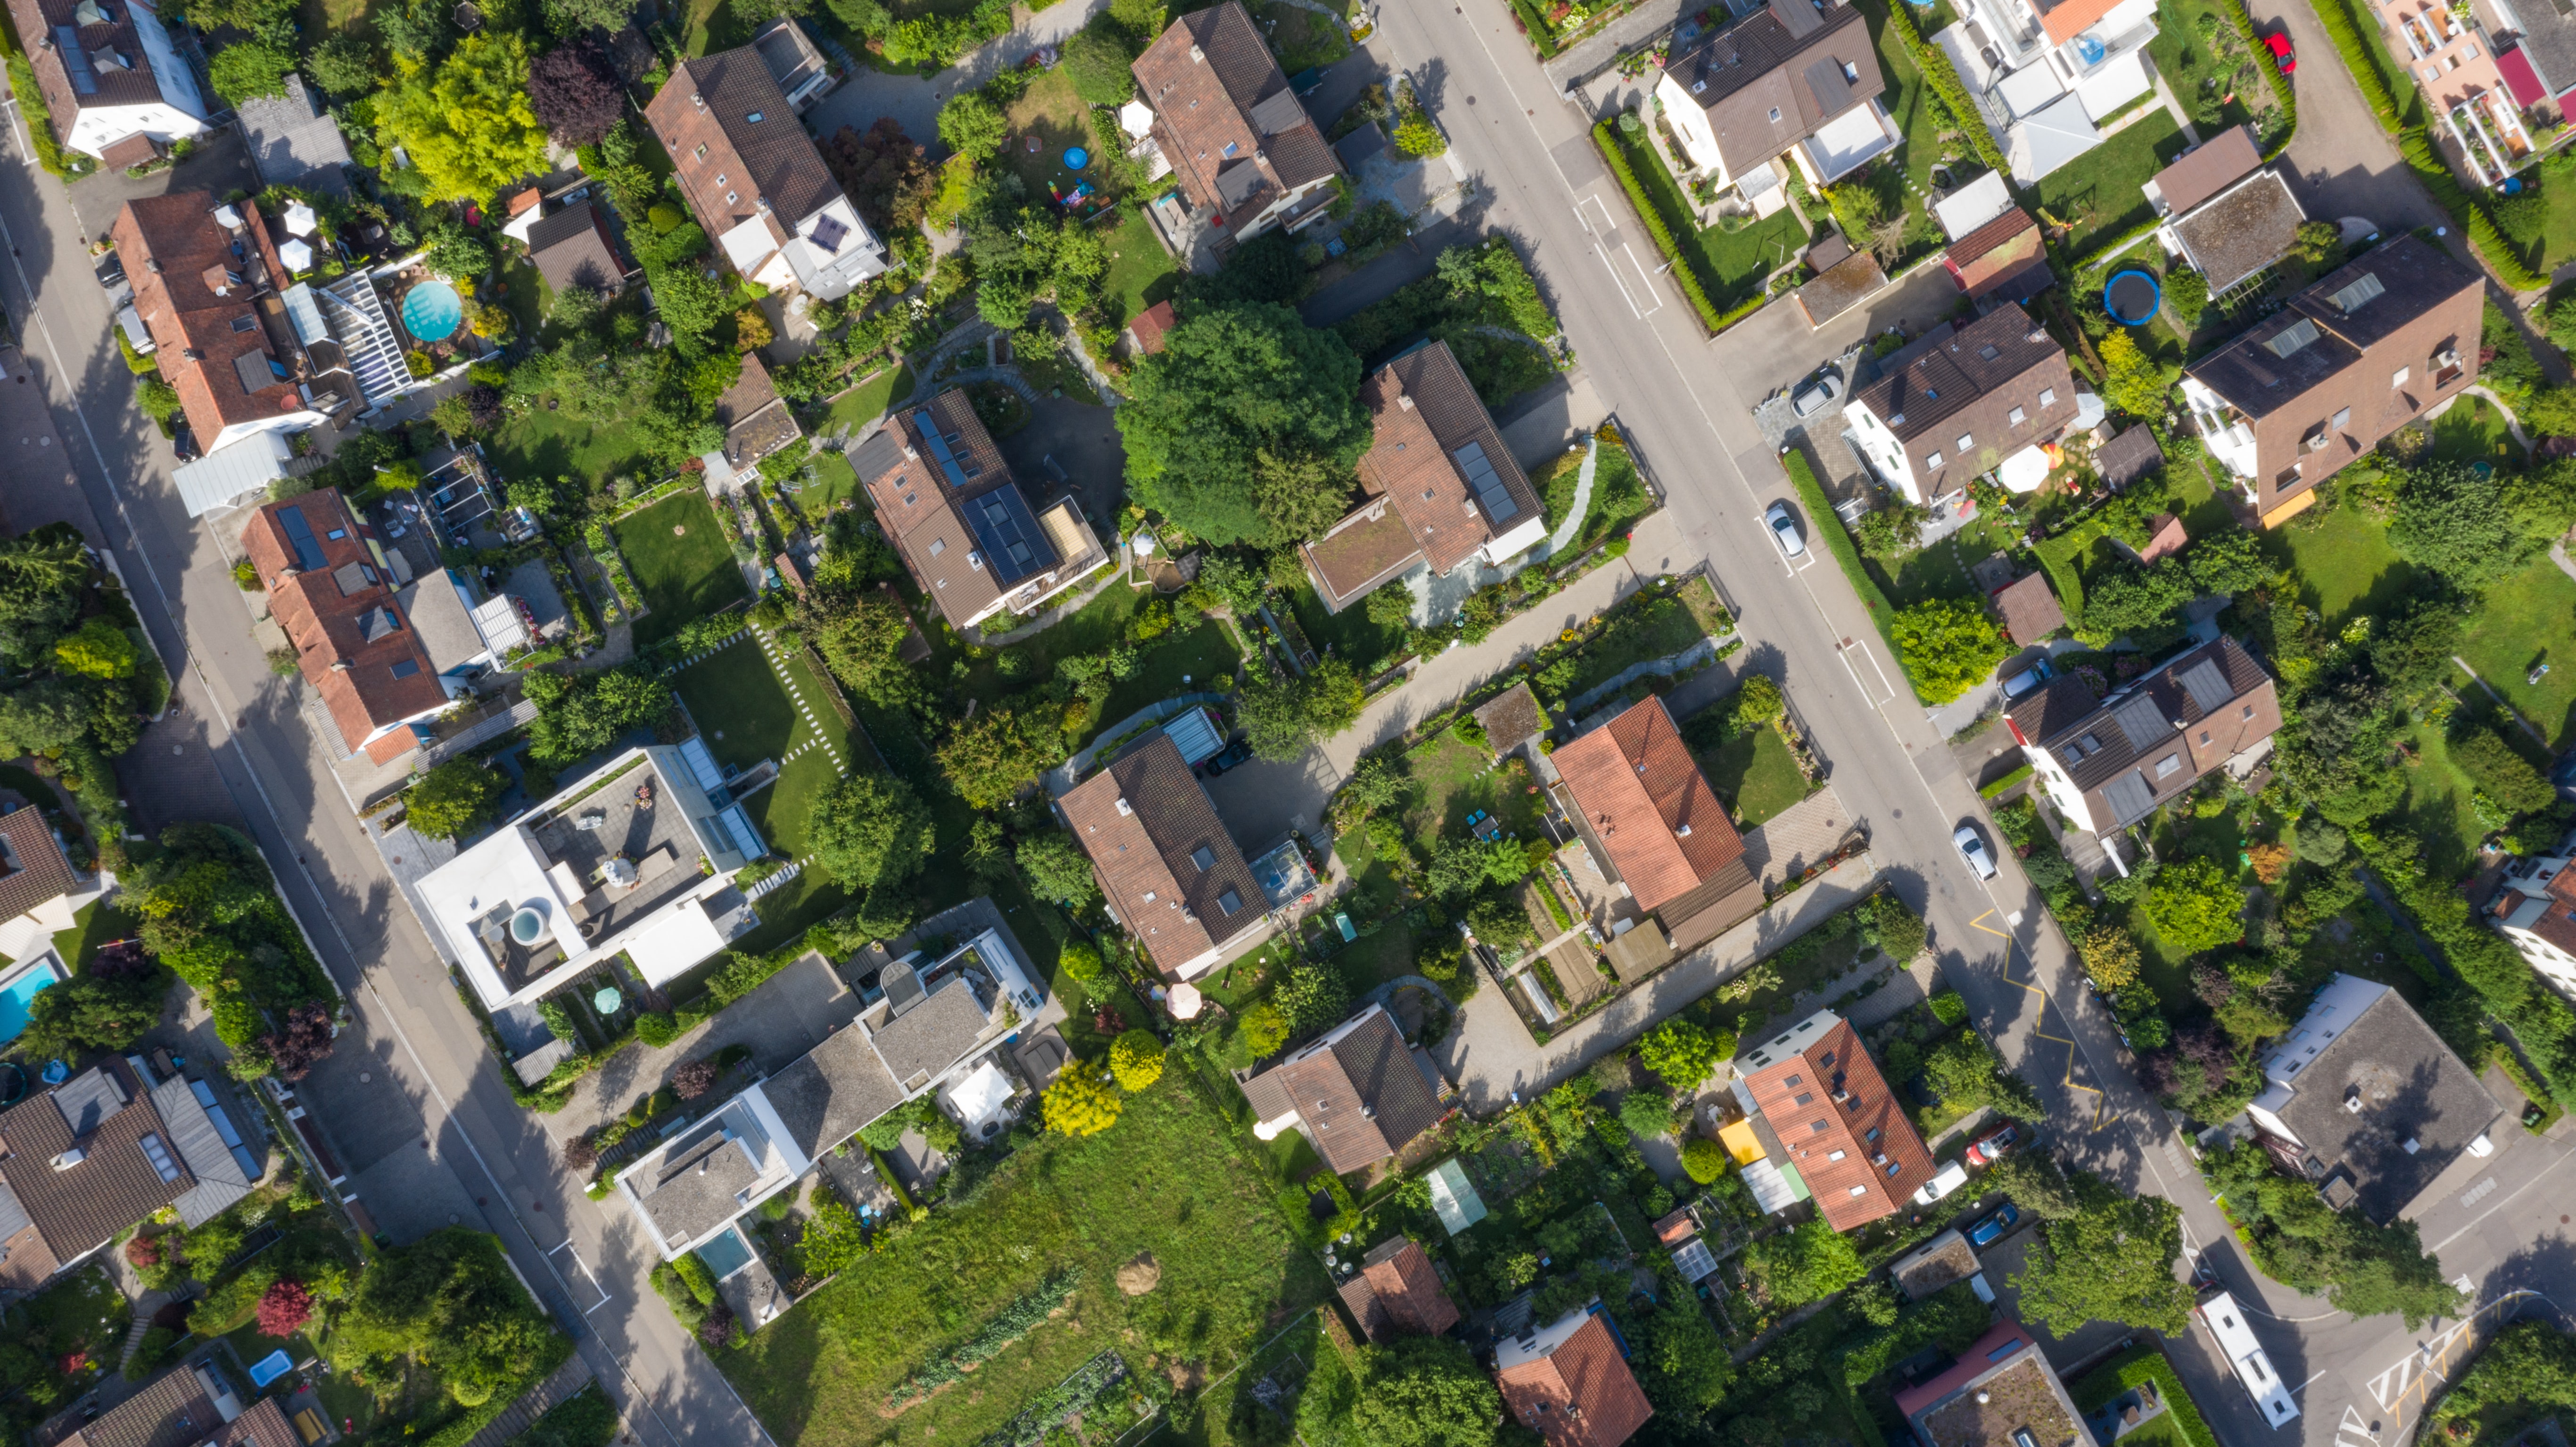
2010, 1178, 2194, 1336
330, 1229, 558, 1406
1117, 304, 1370, 546
1890, 598, 2011, 705
2141, 856, 2246, 953
373, 35, 552, 203
1346, 1337, 1508, 1447
405, 757, 505, 841
804, 773, 934, 889
2390, 460, 2528, 586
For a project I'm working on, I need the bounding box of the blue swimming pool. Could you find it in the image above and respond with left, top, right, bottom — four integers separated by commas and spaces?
402, 280, 464, 342
695, 1225, 753, 1280
0, 958, 64, 1044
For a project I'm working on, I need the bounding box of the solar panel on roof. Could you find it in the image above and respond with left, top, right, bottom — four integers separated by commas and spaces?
2329, 271, 2386, 313
1452, 441, 1519, 523
279, 505, 327, 571
809, 212, 848, 255
918, 420, 970, 489
2110, 692, 2175, 750
57, 29, 97, 93
963, 486, 1058, 585
2263, 317, 2321, 359
2178, 657, 2234, 714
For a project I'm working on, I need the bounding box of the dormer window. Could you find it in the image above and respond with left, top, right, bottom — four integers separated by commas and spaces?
2038, 386, 2057, 407
694, 143, 708, 160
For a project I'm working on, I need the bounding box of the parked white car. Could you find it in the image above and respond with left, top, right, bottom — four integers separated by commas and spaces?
1913, 1159, 1970, 1206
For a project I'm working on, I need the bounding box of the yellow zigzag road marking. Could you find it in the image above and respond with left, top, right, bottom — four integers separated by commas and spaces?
1969, 910, 2109, 1130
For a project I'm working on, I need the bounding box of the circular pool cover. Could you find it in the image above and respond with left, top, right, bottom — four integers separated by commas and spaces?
402, 279, 465, 342
2104, 269, 2161, 326
1063, 145, 1090, 170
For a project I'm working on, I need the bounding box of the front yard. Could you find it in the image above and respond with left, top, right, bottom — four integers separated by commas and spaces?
1603, 121, 1807, 315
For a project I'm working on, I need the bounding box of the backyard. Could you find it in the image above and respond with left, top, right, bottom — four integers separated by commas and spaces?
613, 491, 753, 648
819, 365, 912, 438
1860, 0, 1972, 273
488, 408, 655, 495
1101, 207, 1182, 329
717, 1073, 1328, 1447
1682, 690, 1817, 830
671, 633, 860, 953
2033, 110, 2190, 263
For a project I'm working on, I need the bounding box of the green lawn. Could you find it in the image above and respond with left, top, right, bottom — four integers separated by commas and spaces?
1101, 206, 1181, 329
495, 259, 550, 351
614, 492, 752, 647
2453, 553, 2576, 746
2401, 718, 2497, 879
2262, 500, 2416, 629
50, 898, 132, 975
2034, 110, 2189, 262
1866, 507, 2024, 608
1288, 581, 1407, 675
1084, 626, 1244, 749
676, 638, 800, 771
718, 1073, 1328, 1447
2143, 0, 2264, 142
674, 636, 859, 953
1255, 0, 1349, 72
1561, 577, 1729, 700
999, 69, 1112, 207
1858, 0, 1965, 272
2430, 394, 2520, 464
488, 407, 654, 492
790, 452, 866, 515
1606, 125, 1805, 312
1699, 208, 1809, 296
821, 365, 912, 436
1404, 732, 1548, 843
1693, 719, 1815, 830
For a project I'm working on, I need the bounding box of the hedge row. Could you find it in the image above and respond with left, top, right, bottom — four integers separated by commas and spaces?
419, 1335, 578, 1447
2070, 1348, 2221, 1447
1782, 446, 1910, 680
2220, 0, 2299, 150
1884, 0, 2012, 178
1592, 120, 1728, 332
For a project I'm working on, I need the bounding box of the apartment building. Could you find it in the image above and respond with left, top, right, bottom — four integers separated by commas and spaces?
1842, 303, 2082, 503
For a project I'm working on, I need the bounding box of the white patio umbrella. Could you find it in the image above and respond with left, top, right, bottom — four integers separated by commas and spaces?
1168, 982, 1203, 1019
278, 237, 314, 273
283, 201, 319, 236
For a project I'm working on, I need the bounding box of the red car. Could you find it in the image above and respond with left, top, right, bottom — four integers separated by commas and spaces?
2265, 31, 2295, 72
1965, 1125, 2020, 1167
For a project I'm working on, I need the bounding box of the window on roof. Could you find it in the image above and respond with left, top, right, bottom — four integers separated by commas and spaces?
391, 659, 419, 678
2242, 704, 2256, 720
1224, 140, 1239, 156
326, 527, 347, 540
747, 110, 764, 123
1926, 450, 1944, 469
1849, 1185, 1868, 1197
715, 173, 727, 185
2393, 365, 2411, 387
1190, 844, 1216, 872
1865, 1126, 1881, 1142
2039, 386, 2057, 407
1979, 345, 2000, 361
1769, 107, 1781, 121
2008, 405, 2026, 426
2155, 754, 2182, 778
137, 1132, 180, 1183
1885, 1160, 1902, 1176
2199, 730, 2212, 745
693, 143, 708, 160
1217, 888, 1242, 914
1793, 1092, 1814, 1106
1811, 1120, 1829, 1134
1956, 432, 1973, 452
1828, 1149, 1847, 1161
1843, 60, 1859, 81
2332, 406, 2352, 431
927, 537, 944, 556
231, 315, 256, 333
725, 191, 739, 205
1784, 1074, 1802, 1086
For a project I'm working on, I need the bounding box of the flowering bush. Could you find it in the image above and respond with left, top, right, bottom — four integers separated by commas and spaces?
257, 1279, 315, 1338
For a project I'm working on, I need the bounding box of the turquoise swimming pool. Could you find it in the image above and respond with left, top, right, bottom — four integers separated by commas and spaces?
0, 956, 65, 1044
402, 280, 464, 342
695, 1225, 753, 1280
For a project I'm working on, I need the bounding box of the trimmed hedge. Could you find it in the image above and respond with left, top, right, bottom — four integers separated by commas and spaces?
1783, 447, 1901, 658
1884, 1, 2011, 177
2070, 1347, 2220, 1447
2220, 0, 2298, 150
1979, 763, 2035, 798
1593, 120, 1727, 332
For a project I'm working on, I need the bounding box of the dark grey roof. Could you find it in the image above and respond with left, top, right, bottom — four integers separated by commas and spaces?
867, 977, 993, 1091
1335, 119, 1387, 170
2190, 235, 2476, 419
1247, 86, 1309, 136
1327, 1011, 1444, 1155
2092, 426, 2164, 490
0, 1179, 29, 1242
1215, 157, 1270, 209
2178, 658, 2233, 713
237, 75, 352, 196
149, 1077, 252, 1229
851, 425, 908, 481
2274, 988, 2502, 1224
54, 1066, 127, 1137
2039, 636, 2277, 824
761, 1024, 903, 1159
633, 1119, 763, 1245
2505, 0, 2576, 99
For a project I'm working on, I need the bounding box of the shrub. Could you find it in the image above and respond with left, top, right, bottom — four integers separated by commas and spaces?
1618, 1090, 1679, 1139
1041, 1066, 1123, 1135
257, 1279, 315, 1337
1929, 990, 1969, 1026
1681, 1135, 1730, 1184
671, 1058, 720, 1100
1108, 1028, 1165, 1091
634, 1011, 678, 1048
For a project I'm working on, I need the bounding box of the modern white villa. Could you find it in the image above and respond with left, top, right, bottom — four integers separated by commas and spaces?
1928, 0, 2163, 181
416, 743, 766, 1011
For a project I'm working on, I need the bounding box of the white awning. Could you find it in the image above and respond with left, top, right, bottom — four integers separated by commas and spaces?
624, 896, 729, 985
173, 433, 293, 517
1998, 443, 2053, 493
283, 200, 318, 235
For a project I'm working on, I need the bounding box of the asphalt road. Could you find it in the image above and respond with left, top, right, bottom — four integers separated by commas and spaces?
0, 92, 767, 1447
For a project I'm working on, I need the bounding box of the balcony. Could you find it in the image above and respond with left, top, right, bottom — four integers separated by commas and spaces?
2449, 101, 2508, 185
2061, 19, 2157, 79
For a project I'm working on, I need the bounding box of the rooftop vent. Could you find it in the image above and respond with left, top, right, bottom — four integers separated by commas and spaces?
1115, 797, 1133, 816
51, 1148, 85, 1170
1189, 42, 1204, 60
2345, 1090, 2364, 1113
2402, 1136, 2422, 1154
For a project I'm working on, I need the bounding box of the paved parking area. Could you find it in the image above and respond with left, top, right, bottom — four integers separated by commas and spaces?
66, 125, 260, 243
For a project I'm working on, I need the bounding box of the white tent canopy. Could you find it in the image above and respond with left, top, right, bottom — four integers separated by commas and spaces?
2009, 95, 2103, 183
283, 200, 319, 235
1932, 170, 2013, 242
173, 433, 293, 518
278, 237, 314, 272
1998, 444, 2054, 493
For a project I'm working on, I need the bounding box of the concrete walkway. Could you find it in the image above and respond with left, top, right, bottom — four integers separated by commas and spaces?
1432, 850, 1881, 1110
1543, 436, 1600, 555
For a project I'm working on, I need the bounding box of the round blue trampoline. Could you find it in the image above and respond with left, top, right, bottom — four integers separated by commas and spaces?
1063, 145, 1090, 170
401, 279, 464, 342
2104, 269, 2161, 327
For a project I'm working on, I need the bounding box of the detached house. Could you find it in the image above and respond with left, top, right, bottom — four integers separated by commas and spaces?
850, 388, 1110, 633
2489, 827, 2576, 1003
1548, 696, 1765, 953
1729, 1009, 1935, 1230
1, 0, 209, 166
112, 193, 350, 460
1059, 733, 1270, 978
1929, 0, 2164, 182
1299, 341, 1547, 614
1242, 1003, 1447, 1173
0, 1058, 258, 1293
2002, 635, 2280, 843
1843, 303, 2082, 504
1131, 1, 1342, 245
1337, 1236, 1461, 1341
1895, 1320, 2087, 1447
2146, 128, 2309, 300
1655, 0, 1898, 215
1495, 1304, 1656, 1447
2182, 234, 2481, 528
644, 28, 887, 300
242, 491, 455, 763
55, 1359, 298, 1447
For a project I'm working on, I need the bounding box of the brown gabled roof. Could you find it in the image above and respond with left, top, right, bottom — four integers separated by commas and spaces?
1474, 682, 1546, 754
1669, 0, 1884, 178
1060, 733, 1265, 976
1236, 1007, 1444, 1173
1947, 209, 2045, 300
526, 201, 627, 295
1989, 571, 2064, 644
1552, 697, 1744, 915
59, 1367, 300, 1447
1740, 1014, 1934, 1229
0, 805, 79, 926
2148, 124, 2262, 217
1338, 1236, 1460, 1340
2136, 512, 2190, 564
1846, 303, 2077, 499
2019, 635, 2281, 829
113, 194, 306, 444
1355, 341, 1541, 576
2, 0, 189, 145
852, 389, 1017, 626
645, 46, 841, 247
1128, 299, 1177, 354
0, 1061, 190, 1280
240, 491, 445, 756
716, 352, 802, 470
1497, 1310, 1655, 1447
1131, 2, 1340, 230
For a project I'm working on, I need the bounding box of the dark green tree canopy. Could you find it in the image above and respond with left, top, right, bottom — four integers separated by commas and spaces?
1117, 303, 1370, 546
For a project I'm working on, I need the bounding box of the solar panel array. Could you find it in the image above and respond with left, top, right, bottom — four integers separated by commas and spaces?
279, 505, 328, 571
56, 28, 97, 93
1452, 441, 1519, 522
917, 419, 971, 489
967, 489, 1054, 584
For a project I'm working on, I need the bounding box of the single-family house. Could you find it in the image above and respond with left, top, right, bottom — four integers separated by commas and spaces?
0, 1057, 259, 1293
241, 491, 456, 763
1987, 570, 2064, 644
1130, 2, 1342, 243
850, 387, 1110, 632
1494, 1303, 1656, 1447
711, 352, 805, 483
1336, 1236, 1461, 1340
643, 33, 887, 299
2245, 973, 2502, 1224
2001, 635, 2281, 840
1241, 1003, 1445, 1173
1548, 696, 1763, 952
2487, 826, 2576, 1003
526, 201, 630, 299
2182, 234, 2483, 527
1, 0, 209, 165
1895, 1319, 2086, 1447
1299, 340, 1547, 613
1842, 303, 2081, 503
54, 1358, 297, 1447
1059, 732, 1270, 978
413, 743, 764, 1011
1729, 1009, 1936, 1231
1654, 0, 1897, 213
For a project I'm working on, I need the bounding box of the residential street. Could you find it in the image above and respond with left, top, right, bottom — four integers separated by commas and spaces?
1, 0, 2573, 1441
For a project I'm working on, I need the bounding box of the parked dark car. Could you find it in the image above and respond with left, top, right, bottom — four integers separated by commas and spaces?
94, 251, 125, 292
1200, 739, 1255, 776
170, 426, 199, 462
1967, 1205, 2021, 1247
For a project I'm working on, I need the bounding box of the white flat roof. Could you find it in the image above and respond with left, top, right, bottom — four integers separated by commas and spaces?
1934, 170, 2014, 240
718, 214, 783, 271
415, 820, 569, 1008
624, 894, 729, 986
1999, 63, 2069, 117
173, 433, 294, 518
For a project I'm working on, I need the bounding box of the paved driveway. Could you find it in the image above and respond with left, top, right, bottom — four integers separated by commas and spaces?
2239, 0, 2449, 244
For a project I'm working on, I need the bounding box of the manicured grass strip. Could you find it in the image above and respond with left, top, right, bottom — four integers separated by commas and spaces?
614, 492, 751, 647
1593, 121, 1730, 333
1698, 721, 1814, 828
1783, 447, 1908, 677
1978, 763, 2034, 799
2070, 1347, 2221, 1447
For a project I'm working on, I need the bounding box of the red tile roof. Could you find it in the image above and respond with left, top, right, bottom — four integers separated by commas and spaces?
0, 806, 78, 928
1337, 1236, 1460, 1340
1130, 1, 1339, 231
1129, 299, 1177, 354
112, 194, 308, 444
1497, 1311, 1654, 1447
1740, 1015, 1934, 1230
1946, 209, 2045, 300
240, 491, 446, 756
644, 45, 840, 248
1059, 733, 1266, 976
1551, 697, 1744, 915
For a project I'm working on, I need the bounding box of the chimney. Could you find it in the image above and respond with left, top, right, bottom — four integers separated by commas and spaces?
1115, 797, 1133, 816
330, 661, 350, 673
1189, 42, 1204, 60
51, 1148, 85, 1170
1397, 395, 1415, 410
